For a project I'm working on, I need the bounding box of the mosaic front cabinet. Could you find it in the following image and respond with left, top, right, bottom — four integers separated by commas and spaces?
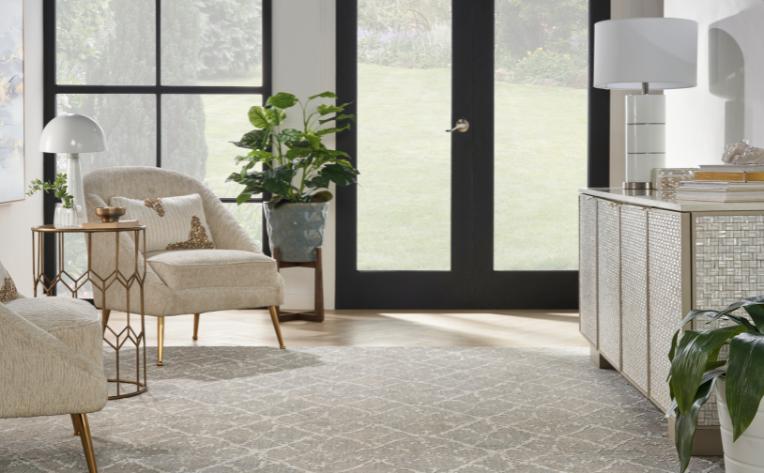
579, 188, 764, 453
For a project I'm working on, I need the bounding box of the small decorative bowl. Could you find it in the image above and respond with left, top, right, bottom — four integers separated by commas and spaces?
95, 207, 126, 223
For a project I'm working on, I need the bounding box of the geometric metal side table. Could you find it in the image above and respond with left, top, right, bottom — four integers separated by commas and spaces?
31, 224, 148, 400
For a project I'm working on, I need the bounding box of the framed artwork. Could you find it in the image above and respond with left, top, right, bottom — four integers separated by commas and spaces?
0, 0, 24, 203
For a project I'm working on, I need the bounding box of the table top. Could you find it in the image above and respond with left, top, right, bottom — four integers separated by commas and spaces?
32, 224, 146, 233
580, 187, 764, 212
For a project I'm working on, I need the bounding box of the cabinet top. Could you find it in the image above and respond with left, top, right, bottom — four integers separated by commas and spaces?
580, 188, 764, 212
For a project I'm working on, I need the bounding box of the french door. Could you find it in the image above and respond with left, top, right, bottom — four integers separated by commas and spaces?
336, 0, 610, 309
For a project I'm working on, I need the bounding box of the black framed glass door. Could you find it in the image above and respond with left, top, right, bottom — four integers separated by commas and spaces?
336, 0, 610, 309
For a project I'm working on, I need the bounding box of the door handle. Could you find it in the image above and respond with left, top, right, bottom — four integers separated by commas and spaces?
446, 118, 470, 133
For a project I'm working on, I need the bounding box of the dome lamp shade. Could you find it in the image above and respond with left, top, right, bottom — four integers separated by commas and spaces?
39, 113, 106, 154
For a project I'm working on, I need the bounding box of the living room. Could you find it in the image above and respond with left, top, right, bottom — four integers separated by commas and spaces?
1, 1, 763, 472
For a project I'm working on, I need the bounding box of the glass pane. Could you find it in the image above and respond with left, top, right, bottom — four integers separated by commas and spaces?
56, 0, 155, 85
162, 94, 261, 198
356, 0, 451, 271
223, 203, 263, 249
161, 0, 263, 86
57, 94, 156, 176
493, 1, 588, 270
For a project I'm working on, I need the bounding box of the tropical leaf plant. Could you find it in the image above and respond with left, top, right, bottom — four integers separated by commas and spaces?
227, 91, 359, 205
669, 296, 764, 472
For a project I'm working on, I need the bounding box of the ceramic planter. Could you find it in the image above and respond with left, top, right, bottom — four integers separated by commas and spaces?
717, 380, 764, 472
264, 202, 328, 262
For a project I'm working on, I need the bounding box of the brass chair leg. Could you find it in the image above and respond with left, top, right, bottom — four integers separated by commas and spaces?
70, 413, 80, 436
71, 413, 97, 473
100, 309, 111, 331
157, 316, 165, 367
192, 313, 200, 341
268, 306, 286, 349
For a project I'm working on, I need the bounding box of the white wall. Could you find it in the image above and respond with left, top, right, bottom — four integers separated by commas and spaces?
665, 0, 764, 167
0, 0, 43, 295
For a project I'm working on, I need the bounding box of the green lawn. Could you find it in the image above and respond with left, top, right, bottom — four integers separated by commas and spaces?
197, 64, 586, 270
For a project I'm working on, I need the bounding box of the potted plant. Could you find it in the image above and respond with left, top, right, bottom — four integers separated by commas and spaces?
27, 173, 78, 227
227, 91, 358, 262
669, 296, 764, 472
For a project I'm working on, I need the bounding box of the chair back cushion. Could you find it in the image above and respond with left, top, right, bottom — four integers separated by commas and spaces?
0, 261, 20, 303
111, 193, 215, 252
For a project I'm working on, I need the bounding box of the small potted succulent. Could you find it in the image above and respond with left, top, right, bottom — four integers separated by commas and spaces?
669, 296, 764, 472
27, 173, 77, 227
228, 91, 358, 262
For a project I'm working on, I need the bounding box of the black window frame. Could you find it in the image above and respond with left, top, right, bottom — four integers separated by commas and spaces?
42, 0, 272, 278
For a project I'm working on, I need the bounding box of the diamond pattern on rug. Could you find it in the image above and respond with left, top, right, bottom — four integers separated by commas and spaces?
0, 347, 723, 472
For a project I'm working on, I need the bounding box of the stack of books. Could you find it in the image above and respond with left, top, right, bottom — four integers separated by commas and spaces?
677, 165, 764, 202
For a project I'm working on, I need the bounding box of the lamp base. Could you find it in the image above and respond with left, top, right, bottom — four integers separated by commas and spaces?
622, 181, 653, 192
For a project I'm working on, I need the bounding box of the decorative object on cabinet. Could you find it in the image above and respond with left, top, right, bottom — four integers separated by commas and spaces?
0, 0, 25, 204
594, 18, 698, 191
94, 206, 126, 223
273, 247, 324, 323
84, 166, 286, 367
669, 296, 764, 473
652, 168, 695, 193
26, 172, 77, 227
39, 113, 106, 223
723, 140, 764, 164
227, 91, 358, 263
0, 259, 107, 473
32, 224, 148, 400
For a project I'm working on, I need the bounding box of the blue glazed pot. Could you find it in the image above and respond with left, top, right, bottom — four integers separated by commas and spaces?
264, 202, 329, 262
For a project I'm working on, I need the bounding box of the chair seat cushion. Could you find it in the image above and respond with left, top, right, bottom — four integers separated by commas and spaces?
5, 297, 102, 363
146, 249, 280, 290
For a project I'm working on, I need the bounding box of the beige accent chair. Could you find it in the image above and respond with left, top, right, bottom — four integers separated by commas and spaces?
83, 166, 286, 366
0, 265, 107, 473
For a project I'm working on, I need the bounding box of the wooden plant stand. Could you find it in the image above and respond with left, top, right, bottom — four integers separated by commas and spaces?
273, 247, 324, 322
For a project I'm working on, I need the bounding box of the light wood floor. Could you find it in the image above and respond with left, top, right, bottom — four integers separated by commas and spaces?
110, 309, 587, 348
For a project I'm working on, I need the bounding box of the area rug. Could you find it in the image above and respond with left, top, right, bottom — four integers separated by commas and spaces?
0, 347, 723, 473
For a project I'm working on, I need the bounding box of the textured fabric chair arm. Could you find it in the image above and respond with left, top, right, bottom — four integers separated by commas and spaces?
200, 189, 261, 253
0, 304, 107, 418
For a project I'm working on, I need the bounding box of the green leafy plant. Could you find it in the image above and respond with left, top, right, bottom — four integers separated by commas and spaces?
26, 173, 74, 209
669, 296, 764, 472
227, 91, 358, 205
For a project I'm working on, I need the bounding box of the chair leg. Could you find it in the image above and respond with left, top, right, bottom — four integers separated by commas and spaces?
101, 309, 111, 331
70, 414, 80, 436
157, 316, 165, 367
71, 413, 98, 473
192, 313, 200, 341
268, 306, 286, 349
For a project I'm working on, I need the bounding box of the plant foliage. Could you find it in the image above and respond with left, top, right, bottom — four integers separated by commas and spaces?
26, 173, 74, 209
669, 296, 764, 472
227, 91, 359, 204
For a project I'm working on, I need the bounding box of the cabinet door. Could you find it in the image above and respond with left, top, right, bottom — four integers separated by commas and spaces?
597, 199, 621, 368
579, 195, 598, 346
620, 205, 648, 392
648, 208, 688, 412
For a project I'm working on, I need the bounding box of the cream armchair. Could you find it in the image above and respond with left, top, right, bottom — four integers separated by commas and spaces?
83, 166, 285, 366
1, 268, 107, 473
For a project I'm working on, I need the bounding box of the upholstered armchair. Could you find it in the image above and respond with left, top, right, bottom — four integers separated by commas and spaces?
0, 265, 107, 473
83, 166, 285, 366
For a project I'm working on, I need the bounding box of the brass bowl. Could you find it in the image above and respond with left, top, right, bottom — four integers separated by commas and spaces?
95, 207, 126, 223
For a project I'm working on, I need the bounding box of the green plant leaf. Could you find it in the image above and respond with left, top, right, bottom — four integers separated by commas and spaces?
670, 325, 746, 414
248, 106, 271, 128
316, 125, 349, 136
309, 190, 333, 202
235, 192, 252, 205
742, 300, 764, 332
316, 104, 344, 115
267, 92, 298, 109
726, 332, 764, 440
232, 129, 270, 150
308, 91, 337, 100
675, 377, 718, 473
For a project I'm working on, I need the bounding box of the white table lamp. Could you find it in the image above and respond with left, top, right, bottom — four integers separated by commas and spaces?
40, 113, 106, 221
594, 18, 697, 190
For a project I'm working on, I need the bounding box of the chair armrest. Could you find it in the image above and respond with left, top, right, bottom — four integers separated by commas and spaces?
202, 192, 261, 253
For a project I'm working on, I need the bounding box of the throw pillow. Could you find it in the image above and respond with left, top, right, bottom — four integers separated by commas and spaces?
0, 261, 19, 303
110, 193, 215, 252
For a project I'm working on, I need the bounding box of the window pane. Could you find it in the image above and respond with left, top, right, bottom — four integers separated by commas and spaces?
223, 203, 263, 249
56, 0, 155, 85
57, 94, 157, 175
356, 0, 451, 271
161, 94, 261, 198
493, 1, 588, 270
161, 0, 263, 86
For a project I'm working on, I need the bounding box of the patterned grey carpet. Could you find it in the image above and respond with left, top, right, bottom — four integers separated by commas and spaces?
0, 347, 723, 473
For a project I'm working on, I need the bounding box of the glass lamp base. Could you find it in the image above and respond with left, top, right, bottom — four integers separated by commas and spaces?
622, 181, 653, 191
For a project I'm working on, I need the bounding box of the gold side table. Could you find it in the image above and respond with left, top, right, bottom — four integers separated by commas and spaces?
32, 224, 148, 400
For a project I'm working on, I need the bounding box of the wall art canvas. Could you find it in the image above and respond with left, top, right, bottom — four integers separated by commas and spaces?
0, 0, 24, 203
